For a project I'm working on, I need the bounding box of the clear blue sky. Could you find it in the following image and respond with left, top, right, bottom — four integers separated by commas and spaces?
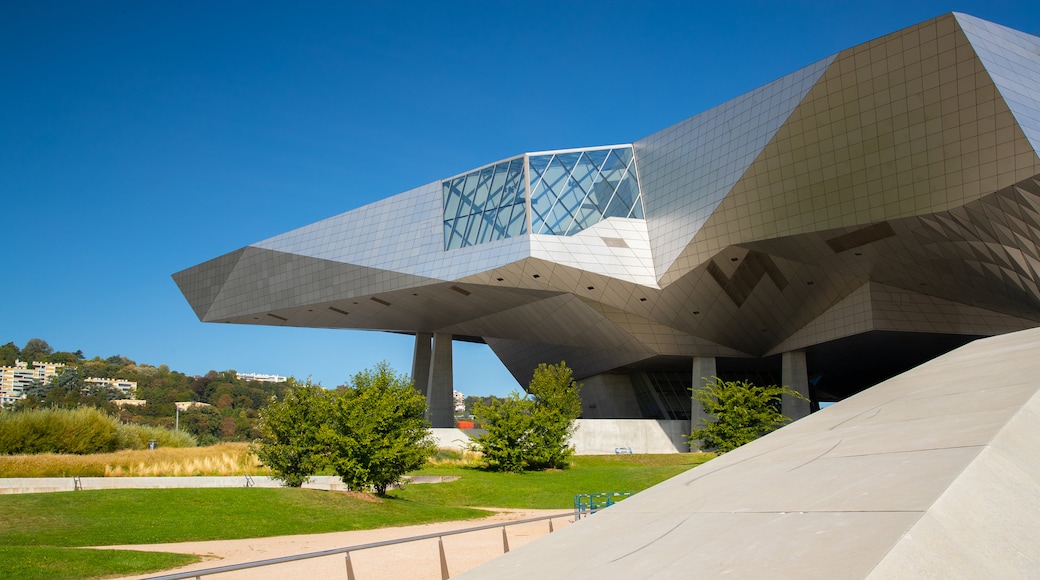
2, 2, 1038, 396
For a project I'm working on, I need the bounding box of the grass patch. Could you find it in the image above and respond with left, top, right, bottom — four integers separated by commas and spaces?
0, 442, 269, 477
0, 488, 485, 547
393, 453, 714, 508
0, 546, 198, 580
0, 452, 714, 579
0, 487, 485, 580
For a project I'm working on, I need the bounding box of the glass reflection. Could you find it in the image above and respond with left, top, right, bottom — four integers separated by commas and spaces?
442, 146, 643, 250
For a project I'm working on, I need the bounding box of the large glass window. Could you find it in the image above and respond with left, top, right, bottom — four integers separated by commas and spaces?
443, 156, 526, 251
442, 145, 643, 250
528, 146, 643, 236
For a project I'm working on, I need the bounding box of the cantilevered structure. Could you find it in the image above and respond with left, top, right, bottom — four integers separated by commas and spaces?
175, 13, 1040, 427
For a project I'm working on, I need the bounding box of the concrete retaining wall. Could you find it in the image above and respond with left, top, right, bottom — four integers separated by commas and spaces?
570, 419, 689, 454
0, 474, 457, 495
0, 475, 348, 494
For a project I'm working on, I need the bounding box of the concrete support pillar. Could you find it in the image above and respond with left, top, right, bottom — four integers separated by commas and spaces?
426, 332, 454, 428
412, 332, 432, 396
690, 356, 717, 450
782, 350, 811, 421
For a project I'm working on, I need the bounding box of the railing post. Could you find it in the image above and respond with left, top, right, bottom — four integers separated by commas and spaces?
438, 537, 450, 580
345, 551, 356, 580
501, 526, 510, 553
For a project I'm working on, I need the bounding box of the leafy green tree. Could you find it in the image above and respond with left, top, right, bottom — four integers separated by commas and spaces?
252, 365, 435, 494
20, 338, 52, 362
688, 377, 807, 453
0, 342, 19, 366
326, 362, 436, 495
182, 405, 224, 439
474, 361, 583, 473
251, 378, 331, 487
472, 393, 536, 473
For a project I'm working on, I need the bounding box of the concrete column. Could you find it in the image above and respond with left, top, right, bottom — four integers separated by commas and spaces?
426, 332, 454, 428
782, 350, 811, 421
690, 356, 717, 451
412, 332, 432, 396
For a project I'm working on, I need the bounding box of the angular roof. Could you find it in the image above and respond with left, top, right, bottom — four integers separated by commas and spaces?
174, 13, 1040, 384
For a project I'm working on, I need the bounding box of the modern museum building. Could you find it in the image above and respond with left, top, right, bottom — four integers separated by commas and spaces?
175, 13, 1040, 428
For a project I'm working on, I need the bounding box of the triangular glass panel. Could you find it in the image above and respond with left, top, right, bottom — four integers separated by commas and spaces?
612, 146, 634, 166
539, 159, 570, 198
530, 184, 555, 230
592, 175, 619, 212
600, 149, 627, 175
571, 154, 598, 197
603, 190, 633, 219
584, 149, 609, 170
559, 176, 587, 211
554, 152, 582, 175
542, 200, 576, 235
629, 195, 645, 219
528, 154, 551, 184
568, 205, 601, 235
613, 172, 640, 212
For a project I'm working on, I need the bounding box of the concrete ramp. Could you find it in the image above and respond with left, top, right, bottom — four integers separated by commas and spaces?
459, 327, 1040, 578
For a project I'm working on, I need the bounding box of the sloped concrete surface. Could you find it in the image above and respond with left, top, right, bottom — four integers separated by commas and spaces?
460, 328, 1040, 578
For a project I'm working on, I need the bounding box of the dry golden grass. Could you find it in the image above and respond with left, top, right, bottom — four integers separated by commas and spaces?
426, 448, 482, 467
0, 443, 272, 478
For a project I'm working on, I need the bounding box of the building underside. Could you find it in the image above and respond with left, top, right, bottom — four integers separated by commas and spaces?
175, 13, 1040, 427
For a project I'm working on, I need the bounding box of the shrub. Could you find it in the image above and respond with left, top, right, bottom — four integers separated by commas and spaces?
473, 361, 582, 473
326, 363, 436, 495
0, 408, 195, 455
116, 423, 197, 450
251, 380, 331, 487
688, 377, 806, 453
252, 364, 435, 494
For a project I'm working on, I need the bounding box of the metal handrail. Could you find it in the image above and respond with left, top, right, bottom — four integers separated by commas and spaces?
145, 512, 570, 580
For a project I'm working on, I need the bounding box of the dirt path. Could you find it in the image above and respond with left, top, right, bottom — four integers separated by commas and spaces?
99, 508, 573, 580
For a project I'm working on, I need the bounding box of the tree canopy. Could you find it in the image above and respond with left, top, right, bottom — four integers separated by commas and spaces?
473, 361, 582, 473
252, 363, 435, 494
688, 377, 806, 453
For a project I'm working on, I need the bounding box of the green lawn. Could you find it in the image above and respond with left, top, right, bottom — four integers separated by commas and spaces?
397, 453, 714, 508
0, 487, 484, 580
0, 453, 713, 579
0, 546, 197, 580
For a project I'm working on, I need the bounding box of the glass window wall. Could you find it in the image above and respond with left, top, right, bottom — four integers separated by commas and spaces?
442, 145, 643, 250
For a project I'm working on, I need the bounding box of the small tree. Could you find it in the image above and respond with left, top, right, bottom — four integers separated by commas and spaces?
472, 393, 536, 473
689, 377, 806, 453
251, 378, 331, 487
474, 361, 582, 472
326, 362, 435, 495
251, 364, 435, 495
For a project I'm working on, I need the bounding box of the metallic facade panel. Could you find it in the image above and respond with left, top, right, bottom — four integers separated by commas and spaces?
175, 13, 1040, 400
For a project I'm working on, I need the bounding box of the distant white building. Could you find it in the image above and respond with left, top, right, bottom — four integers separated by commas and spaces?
453, 389, 465, 414
0, 360, 138, 407
0, 360, 65, 407
175, 401, 212, 411
85, 377, 137, 397
237, 372, 287, 383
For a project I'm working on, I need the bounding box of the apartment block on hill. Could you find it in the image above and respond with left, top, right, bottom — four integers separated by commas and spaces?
0, 360, 65, 407
0, 360, 138, 407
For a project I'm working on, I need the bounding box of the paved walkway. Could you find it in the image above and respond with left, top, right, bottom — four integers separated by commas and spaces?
99, 508, 573, 580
